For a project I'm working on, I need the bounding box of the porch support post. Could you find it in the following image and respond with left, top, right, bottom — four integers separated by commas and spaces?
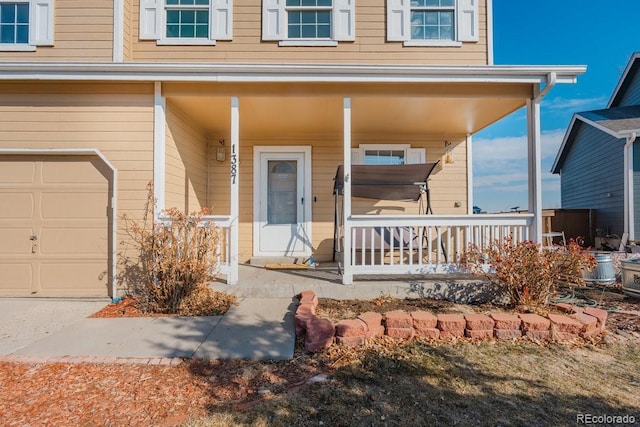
466, 134, 473, 215
229, 96, 240, 285
342, 97, 353, 285
526, 93, 543, 244
153, 81, 166, 218
624, 134, 636, 240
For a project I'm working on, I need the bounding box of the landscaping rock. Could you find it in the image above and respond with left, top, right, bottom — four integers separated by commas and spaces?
411, 311, 438, 329
494, 329, 522, 340
386, 327, 414, 339
305, 317, 335, 352
490, 313, 521, 330
366, 325, 386, 339
358, 312, 383, 331
465, 329, 493, 339
296, 303, 316, 317
299, 291, 318, 308
385, 311, 413, 329
571, 312, 599, 336
437, 314, 466, 331
548, 314, 583, 335
336, 335, 366, 347
524, 330, 551, 340
464, 313, 494, 330
439, 329, 464, 339
335, 319, 367, 337
583, 307, 608, 332
518, 313, 550, 331
414, 327, 440, 339
553, 303, 583, 314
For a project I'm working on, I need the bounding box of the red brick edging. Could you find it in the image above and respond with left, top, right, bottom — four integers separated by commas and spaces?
295, 291, 608, 352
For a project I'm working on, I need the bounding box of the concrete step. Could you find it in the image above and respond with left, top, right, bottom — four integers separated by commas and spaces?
249, 256, 308, 267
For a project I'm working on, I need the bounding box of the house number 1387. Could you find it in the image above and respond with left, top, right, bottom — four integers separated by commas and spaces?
230, 144, 237, 184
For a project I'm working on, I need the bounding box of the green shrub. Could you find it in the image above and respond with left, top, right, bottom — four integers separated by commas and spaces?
461, 238, 596, 310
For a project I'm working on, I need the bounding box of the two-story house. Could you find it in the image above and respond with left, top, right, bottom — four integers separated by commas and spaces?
0, 0, 585, 298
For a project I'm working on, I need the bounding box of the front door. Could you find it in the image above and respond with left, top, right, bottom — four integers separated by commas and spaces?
254, 147, 312, 256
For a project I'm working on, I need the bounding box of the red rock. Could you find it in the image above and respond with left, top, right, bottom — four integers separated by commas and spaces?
518, 313, 550, 331
524, 330, 551, 340
554, 332, 579, 341
548, 314, 583, 334
358, 312, 383, 331
305, 317, 335, 343
439, 329, 464, 339
494, 329, 522, 340
414, 327, 440, 339
299, 290, 315, 300
335, 319, 367, 337
465, 329, 493, 339
299, 291, 318, 308
385, 311, 413, 329
580, 327, 603, 339
571, 312, 598, 335
437, 314, 466, 331
464, 313, 494, 330
294, 313, 313, 334
296, 303, 316, 317
365, 325, 386, 339
583, 307, 608, 332
411, 311, 438, 329
490, 313, 521, 330
295, 324, 306, 337
386, 327, 414, 339
305, 337, 334, 352
336, 335, 366, 347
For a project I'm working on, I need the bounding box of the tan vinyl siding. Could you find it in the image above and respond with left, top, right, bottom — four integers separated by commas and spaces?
207, 136, 467, 263
131, 0, 488, 65
123, 0, 133, 60
0, 82, 154, 291
165, 101, 209, 213
0, 0, 113, 61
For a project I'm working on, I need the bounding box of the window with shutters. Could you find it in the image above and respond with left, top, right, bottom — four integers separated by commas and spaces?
262, 0, 354, 46
387, 0, 478, 47
0, 0, 53, 51
139, 0, 232, 45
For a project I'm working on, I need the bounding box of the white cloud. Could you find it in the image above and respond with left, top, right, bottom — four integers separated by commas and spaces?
543, 96, 608, 113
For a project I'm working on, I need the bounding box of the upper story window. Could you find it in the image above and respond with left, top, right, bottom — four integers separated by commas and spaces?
262, 0, 354, 46
139, 0, 232, 45
387, 0, 478, 47
0, 0, 54, 51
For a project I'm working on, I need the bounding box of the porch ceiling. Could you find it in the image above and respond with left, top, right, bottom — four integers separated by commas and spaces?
167, 81, 532, 138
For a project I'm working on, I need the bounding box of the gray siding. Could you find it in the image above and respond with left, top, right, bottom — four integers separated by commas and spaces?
634, 139, 640, 234
618, 67, 640, 107
560, 123, 625, 236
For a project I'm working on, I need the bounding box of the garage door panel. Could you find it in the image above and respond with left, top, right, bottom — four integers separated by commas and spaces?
0, 193, 34, 218
42, 160, 106, 184
0, 161, 35, 184
40, 227, 107, 255
39, 263, 106, 294
0, 263, 33, 293
41, 192, 107, 219
0, 228, 34, 254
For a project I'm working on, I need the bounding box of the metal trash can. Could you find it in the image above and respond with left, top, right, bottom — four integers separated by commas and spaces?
583, 252, 616, 286
620, 258, 640, 297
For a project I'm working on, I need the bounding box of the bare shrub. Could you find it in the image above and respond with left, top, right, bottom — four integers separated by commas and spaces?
461, 238, 596, 311
119, 183, 234, 315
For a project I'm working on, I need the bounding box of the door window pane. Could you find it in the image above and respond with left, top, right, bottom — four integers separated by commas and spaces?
267, 161, 298, 225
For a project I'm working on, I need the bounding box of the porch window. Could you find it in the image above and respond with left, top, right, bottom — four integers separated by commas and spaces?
262, 0, 354, 46
0, 0, 53, 50
353, 144, 425, 165
364, 149, 406, 165
410, 0, 455, 41
139, 0, 232, 45
387, 0, 478, 46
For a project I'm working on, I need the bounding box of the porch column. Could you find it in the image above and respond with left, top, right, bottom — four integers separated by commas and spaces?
526, 94, 543, 244
153, 81, 166, 218
342, 97, 353, 285
229, 97, 240, 285
466, 134, 473, 215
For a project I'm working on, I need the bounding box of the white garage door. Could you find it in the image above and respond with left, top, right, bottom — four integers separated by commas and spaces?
0, 156, 109, 297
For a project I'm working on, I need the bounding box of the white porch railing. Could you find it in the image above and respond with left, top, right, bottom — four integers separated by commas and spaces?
344, 214, 533, 275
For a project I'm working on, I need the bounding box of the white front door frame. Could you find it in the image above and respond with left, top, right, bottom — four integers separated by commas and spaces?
253, 145, 312, 257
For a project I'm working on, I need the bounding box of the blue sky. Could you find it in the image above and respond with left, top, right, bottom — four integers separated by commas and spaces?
473, 0, 640, 213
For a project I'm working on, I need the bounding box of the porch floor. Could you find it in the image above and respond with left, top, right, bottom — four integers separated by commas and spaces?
211, 263, 499, 304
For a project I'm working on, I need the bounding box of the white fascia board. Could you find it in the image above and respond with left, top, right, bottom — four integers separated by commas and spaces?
0, 62, 586, 84
607, 52, 640, 108
576, 114, 629, 140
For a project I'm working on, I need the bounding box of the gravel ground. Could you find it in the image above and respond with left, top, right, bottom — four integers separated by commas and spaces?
0, 298, 109, 354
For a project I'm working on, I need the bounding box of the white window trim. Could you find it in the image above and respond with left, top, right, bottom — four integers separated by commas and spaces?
279, 39, 337, 47
160, 0, 211, 45
403, 40, 461, 47
0, 0, 53, 51
157, 38, 217, 45
355, 144, 411, 165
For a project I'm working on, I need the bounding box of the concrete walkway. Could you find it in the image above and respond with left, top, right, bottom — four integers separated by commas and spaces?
6, 297, 297, 361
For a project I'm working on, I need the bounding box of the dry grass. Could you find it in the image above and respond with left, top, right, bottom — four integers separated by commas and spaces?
185, 340, 640, 427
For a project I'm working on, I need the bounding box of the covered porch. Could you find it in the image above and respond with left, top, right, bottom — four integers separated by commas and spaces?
152, 64, 585, 285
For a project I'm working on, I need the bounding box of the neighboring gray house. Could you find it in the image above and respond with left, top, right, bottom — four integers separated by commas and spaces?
552, 52, 640, 240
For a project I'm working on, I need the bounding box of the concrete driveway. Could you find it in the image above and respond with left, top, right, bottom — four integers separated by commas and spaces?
0, 298, 109, 355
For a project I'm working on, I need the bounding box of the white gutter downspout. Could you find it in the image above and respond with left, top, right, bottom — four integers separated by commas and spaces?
527, 72, 556, 243
624, 132, 637, 240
